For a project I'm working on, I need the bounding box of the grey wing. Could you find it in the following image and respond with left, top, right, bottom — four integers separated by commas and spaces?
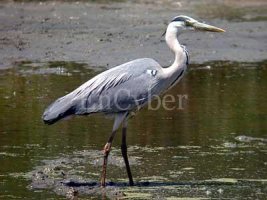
42, 58, 163, 124
74, 58, 163, 114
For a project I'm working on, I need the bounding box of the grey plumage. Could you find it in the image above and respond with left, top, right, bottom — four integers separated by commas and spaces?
42, 58, 177, 124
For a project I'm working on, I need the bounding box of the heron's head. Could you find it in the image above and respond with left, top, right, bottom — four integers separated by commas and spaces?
164, 15, 225, 37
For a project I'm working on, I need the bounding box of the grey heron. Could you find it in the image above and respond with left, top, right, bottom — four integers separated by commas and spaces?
42, 15, 225, 187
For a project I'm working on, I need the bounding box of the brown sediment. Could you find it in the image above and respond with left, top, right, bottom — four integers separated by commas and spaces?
0, 0, 266, 69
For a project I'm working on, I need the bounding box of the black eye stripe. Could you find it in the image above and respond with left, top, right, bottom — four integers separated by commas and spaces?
171, 17, 187, 22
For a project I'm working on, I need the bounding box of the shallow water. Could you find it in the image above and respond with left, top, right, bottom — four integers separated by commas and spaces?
0, 61, 266, 199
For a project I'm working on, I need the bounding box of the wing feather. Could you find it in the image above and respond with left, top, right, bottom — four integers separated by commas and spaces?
42, 58, 162, 124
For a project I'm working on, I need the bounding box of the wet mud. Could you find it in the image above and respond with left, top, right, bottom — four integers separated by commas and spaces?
0, 0, 266, 69
22, 134, 267, 199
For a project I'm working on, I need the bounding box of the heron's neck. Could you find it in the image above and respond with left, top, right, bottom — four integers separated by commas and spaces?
163, 27, 185, 78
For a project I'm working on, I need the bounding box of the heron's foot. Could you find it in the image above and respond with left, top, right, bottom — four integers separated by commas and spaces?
103, 142, 111, 156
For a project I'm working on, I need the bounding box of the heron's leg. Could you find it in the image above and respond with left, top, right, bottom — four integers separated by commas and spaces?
100, 130, 116, 187
100, 112, 128, 187
121, 120, 134, 186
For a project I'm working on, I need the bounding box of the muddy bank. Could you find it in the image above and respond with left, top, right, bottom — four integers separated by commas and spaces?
0, 0, 266, 69
22, 139, 267, 199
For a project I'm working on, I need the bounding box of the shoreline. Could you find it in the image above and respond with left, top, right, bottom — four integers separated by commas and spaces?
0, 1, 266, 69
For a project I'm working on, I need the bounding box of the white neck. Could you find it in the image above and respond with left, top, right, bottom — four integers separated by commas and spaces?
163, 24, 186, 78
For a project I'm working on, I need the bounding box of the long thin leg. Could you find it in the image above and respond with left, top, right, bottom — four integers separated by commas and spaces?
100, 130, 116, 187
100, 112, 127, 187
121, 120, 134, 186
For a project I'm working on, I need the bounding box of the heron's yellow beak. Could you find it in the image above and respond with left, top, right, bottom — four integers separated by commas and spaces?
188, 21, 225, 32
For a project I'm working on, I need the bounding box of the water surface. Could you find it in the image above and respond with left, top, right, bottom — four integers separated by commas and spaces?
0, 61, 266, 199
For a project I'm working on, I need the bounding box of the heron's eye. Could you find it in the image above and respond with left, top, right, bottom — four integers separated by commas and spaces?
185, 20, 193, 27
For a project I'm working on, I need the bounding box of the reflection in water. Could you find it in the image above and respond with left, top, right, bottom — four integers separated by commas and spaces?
0, 61, 266, 199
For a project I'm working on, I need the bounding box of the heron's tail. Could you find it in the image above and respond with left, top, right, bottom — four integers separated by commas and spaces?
42, 96, 75, 125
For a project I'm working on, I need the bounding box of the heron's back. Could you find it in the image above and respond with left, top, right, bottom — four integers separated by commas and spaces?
42, 58, 163, 124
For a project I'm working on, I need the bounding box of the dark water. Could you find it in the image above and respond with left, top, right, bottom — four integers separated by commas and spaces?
0, 61, 266, 199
